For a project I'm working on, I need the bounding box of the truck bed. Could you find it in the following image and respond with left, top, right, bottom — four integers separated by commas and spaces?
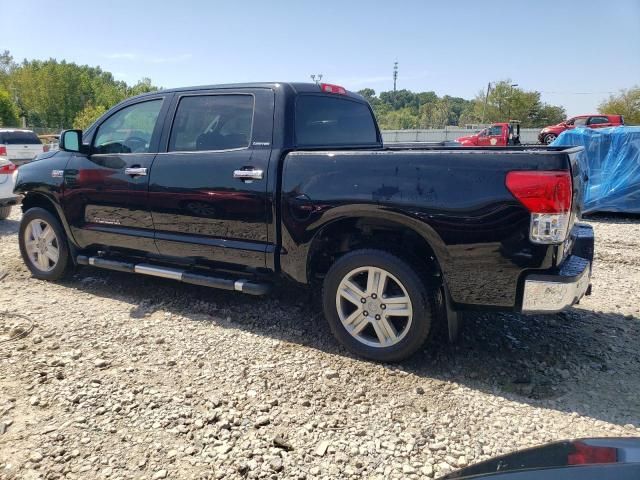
279, 145, 585, 309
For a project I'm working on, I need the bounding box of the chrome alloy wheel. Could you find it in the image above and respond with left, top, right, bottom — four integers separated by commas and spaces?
335, 266, 413, 348
24, 219, 60, 272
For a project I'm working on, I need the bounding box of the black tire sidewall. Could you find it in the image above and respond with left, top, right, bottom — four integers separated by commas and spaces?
323, 249, 434, 362
19, 208, 71, 281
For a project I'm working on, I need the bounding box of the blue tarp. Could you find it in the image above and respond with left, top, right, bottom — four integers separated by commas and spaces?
551, 126, 640, 214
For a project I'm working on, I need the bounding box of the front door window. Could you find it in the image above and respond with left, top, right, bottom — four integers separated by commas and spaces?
93, 100, 163, 154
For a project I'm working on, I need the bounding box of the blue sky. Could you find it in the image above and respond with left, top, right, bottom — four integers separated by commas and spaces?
3, 0, 639, 116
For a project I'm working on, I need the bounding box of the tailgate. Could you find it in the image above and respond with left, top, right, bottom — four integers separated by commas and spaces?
567, 146, 586, 220
7, 144, 43, 165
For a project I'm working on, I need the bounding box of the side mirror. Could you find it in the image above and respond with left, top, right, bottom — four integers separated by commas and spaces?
59, 130, 85, 153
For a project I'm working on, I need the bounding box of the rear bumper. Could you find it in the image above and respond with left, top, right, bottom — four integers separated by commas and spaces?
0, 195, 19, 207
521, 224, 594, 313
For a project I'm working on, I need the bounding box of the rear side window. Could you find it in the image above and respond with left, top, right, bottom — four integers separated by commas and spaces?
169, 95, 254, 152
295, 95, 378, 147
488, 125, 503, 136
589, 116, 609, 125
0, 131, 42, 144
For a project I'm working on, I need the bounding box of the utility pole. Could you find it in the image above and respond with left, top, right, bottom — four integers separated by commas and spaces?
508, 83, 518, 119
393, 61, 398, 92
310, 74, 323, 85
481, 82, 492, 125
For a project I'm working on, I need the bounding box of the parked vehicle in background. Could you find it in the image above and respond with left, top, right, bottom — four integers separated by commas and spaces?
539, 114, 624, 144
456, 121, 521, 146
0, 129, 47, 167
39, 134, 60, 152
0, 159, 18, 220
444, 438, 640, 479
14, 82, 594, 362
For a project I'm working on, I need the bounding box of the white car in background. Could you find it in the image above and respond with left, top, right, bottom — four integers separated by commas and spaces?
0, 128, 47, 167
0, 158, 18, 220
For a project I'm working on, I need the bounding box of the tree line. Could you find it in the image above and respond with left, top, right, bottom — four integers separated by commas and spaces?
360, 81, 569, 130
0, 50, 158, 130
0, 50, 637, 131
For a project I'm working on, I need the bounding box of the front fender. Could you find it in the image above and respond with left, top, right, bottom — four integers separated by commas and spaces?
15, 151, 77, 247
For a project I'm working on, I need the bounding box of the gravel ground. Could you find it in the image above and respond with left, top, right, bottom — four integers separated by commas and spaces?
1, 208, 639, 480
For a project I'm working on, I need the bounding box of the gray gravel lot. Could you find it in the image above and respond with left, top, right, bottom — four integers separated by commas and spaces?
1, 208, 639, 479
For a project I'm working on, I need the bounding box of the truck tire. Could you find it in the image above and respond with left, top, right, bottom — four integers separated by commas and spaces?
19, 208, 73, 281
0, 206, 11, 220
322, 249, 437, 362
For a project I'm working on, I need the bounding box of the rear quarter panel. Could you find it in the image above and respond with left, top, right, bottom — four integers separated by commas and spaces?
281, 148, 573, 309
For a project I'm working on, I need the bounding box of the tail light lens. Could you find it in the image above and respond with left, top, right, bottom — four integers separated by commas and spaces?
43, 144, 50, 152
568, 441, 617, 465
0, 162, 17, 175
320, 83, 347, 95
506, 171, 573, 244
0, 145, 7, 156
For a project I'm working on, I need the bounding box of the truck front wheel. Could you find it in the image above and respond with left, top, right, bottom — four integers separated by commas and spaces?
322, 249, 437, 362
19, 208, 73, 281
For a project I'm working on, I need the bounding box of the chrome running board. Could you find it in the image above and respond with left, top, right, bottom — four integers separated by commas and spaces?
76, 255, 270, 295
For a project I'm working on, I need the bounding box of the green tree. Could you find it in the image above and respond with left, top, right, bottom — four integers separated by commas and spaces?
1, 51, 160, 129
459, 80, 565, 127
599, 86, 640, 125
73, 102, 107, 130
0, 88, 20, 127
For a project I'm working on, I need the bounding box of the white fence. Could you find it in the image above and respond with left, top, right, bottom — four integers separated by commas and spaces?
382, 127, 541, 144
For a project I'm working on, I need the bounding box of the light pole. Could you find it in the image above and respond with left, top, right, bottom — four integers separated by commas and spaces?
481, 82, 492, 125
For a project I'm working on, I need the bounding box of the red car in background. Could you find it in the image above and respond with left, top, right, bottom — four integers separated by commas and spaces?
538, 114, 624, 144
457, 121, 521, 147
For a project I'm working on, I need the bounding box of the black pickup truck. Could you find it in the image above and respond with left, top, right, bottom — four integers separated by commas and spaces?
13, 82, 594, 362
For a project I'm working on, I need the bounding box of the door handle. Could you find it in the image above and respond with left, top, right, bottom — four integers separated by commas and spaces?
233, 168, 263, 180
125, 167, 148, 176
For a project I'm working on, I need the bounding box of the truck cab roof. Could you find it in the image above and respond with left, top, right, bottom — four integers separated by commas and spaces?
129, 82, 366, 102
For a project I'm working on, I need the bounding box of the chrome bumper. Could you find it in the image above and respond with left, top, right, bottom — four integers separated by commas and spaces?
521, 255, 591, 313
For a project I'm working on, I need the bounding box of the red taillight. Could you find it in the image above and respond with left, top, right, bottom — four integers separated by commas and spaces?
320, 83, 347, 95
0, 162, 16, 174
506, 171, 572, 213
0, 145, 7, 156
568, 441, 617, 465
43, 145, 50, 153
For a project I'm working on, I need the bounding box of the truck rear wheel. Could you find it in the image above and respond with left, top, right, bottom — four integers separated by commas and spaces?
322, 249, 437, 362
19, 208, 73, 281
